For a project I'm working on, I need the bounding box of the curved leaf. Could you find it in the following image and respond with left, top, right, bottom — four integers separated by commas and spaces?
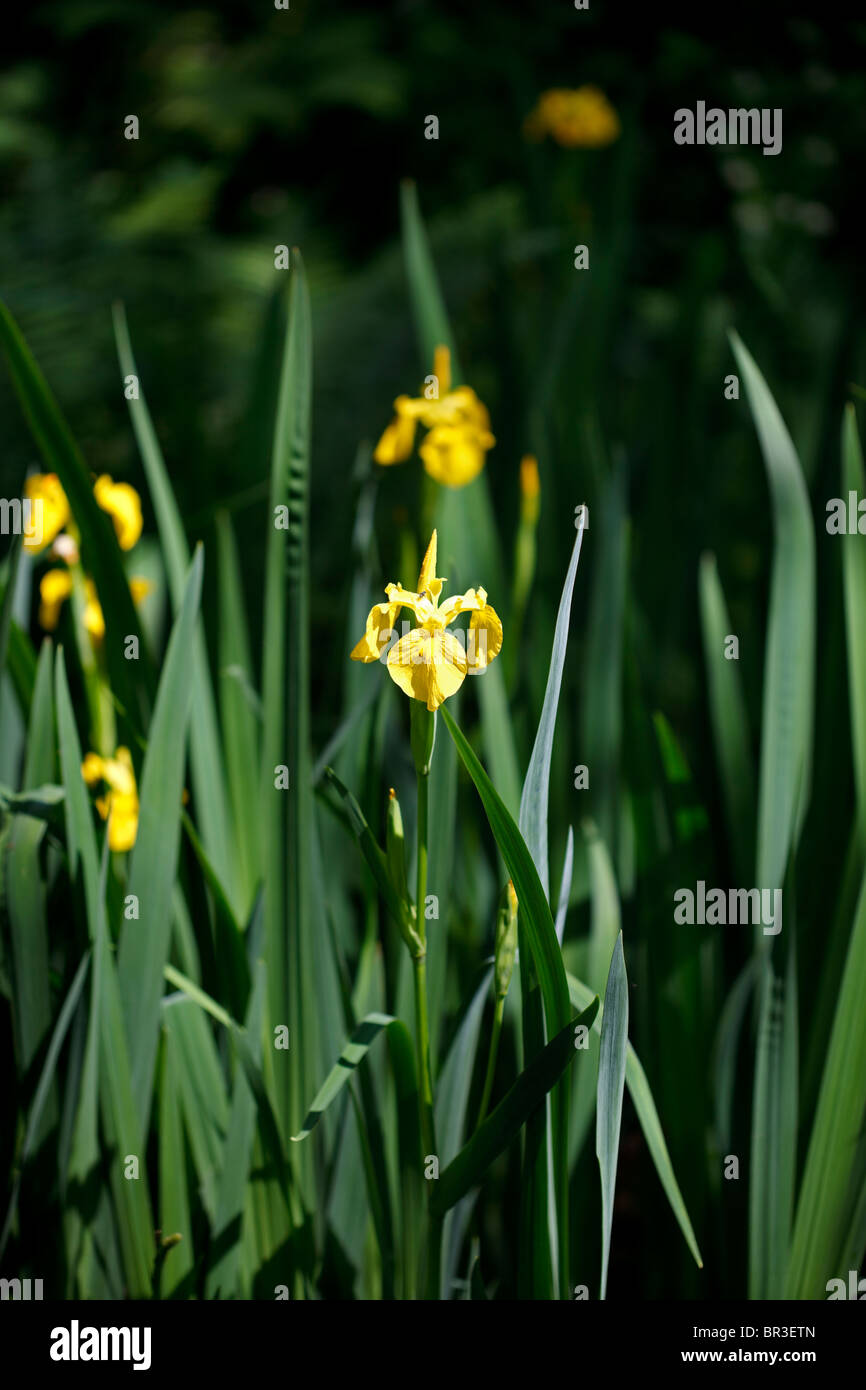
596, 933, 628, 1300
431, 999, 599, 1218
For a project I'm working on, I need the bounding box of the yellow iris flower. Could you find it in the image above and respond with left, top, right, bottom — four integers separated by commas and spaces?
350, 530, 502, 711
24, 474, 70, 552
38, 568, 74, 629
94, 475, 143, 550
81, 746, 139, 852
524, 86, 620, 148
374, 346, 495, 488
39, 572, 151, 636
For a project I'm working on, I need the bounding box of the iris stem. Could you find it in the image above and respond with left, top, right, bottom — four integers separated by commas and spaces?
413, 758, 440, 1299
413, 765, 435, 1159
476, 994, 505, 1130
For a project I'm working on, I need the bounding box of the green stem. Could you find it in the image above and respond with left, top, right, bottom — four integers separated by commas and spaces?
413, 952, 435, 1156
425, 1210, 443, 1301
413, 767, 435, 1159
413, 760, 442, 1298
476, 994, 505, 1130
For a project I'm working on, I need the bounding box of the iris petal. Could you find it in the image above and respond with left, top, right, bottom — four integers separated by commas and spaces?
387, 628, 468, 711
467, 603, 503, 671
350, 601, 402, 662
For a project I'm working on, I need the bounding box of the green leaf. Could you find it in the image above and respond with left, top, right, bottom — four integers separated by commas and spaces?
786, 858, 866, 1297
842, 406, 866, 844
215, 509, 260, 915
730, 331, 814, 892
0, 300, 153, 722
181, 811, 250, 1024
435, 969, 494, 1164
4, 621, 37, 727
730, 333, 811, 1302
596, 933, 628, 1300
157, 1027, 194, 1298
93, 837, 156, 1298
292, 1013, 396, 1143
4, 814, 52, 1083
0, 783, 64, 825
399, 180, 463, 381
55, 650, 102, 1294
323, 766, 420, 952
399, 181, 515, 808
113, 304, 237, 913
698, 552, 755, 882
260, 253, 314, 1148
0, 536, 22, 690
570, 822, 619, 1166
431, 1000, 599, 1218
749, 946, 798, 1299
567, 972, 702, 1268
441, 703, 573, 1297
0, 948, 91, 1260
581, 455, 627, 861
161, 994, 230, 1226
441, 706, 571, 1034
118, 547, 203, 1132
713, 958, 759, 1155
519, 515, 586, 899
206, 962, 267, 1298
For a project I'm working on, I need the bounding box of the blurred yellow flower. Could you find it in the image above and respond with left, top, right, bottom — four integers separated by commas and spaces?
94, 475, 143, 551
525, 86, 620, 148
38, 568, 73, 630
374, 346, 495, 488
130, 577, 153, 605
350, 529, 502, 711
24, 474, 70, 553
79, 575, 151, 641
83, 578, 105, 640
81, 746, 139, 852
519, 454, 541, 524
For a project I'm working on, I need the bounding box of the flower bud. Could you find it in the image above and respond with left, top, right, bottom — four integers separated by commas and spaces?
386, 787, 409, 906
494, 880, 519, 999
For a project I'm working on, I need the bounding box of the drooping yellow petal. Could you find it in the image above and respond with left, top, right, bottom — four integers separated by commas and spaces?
83, 578, 105, 640
433, 345, 452, 396
38, 567, 73, 630
350, 600, 402, 663
466, 602, 504, 671
94, 475, 143, 550
420, 425, 489, 489
107, 791, 139, 852
103, 746, 137, 797
81, 751, 107, 786
386, 627, 468, 712
82, 745, 139, 851
24, 473, 70, 553
374, 410, 417, 465
394, 394, 430, 420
